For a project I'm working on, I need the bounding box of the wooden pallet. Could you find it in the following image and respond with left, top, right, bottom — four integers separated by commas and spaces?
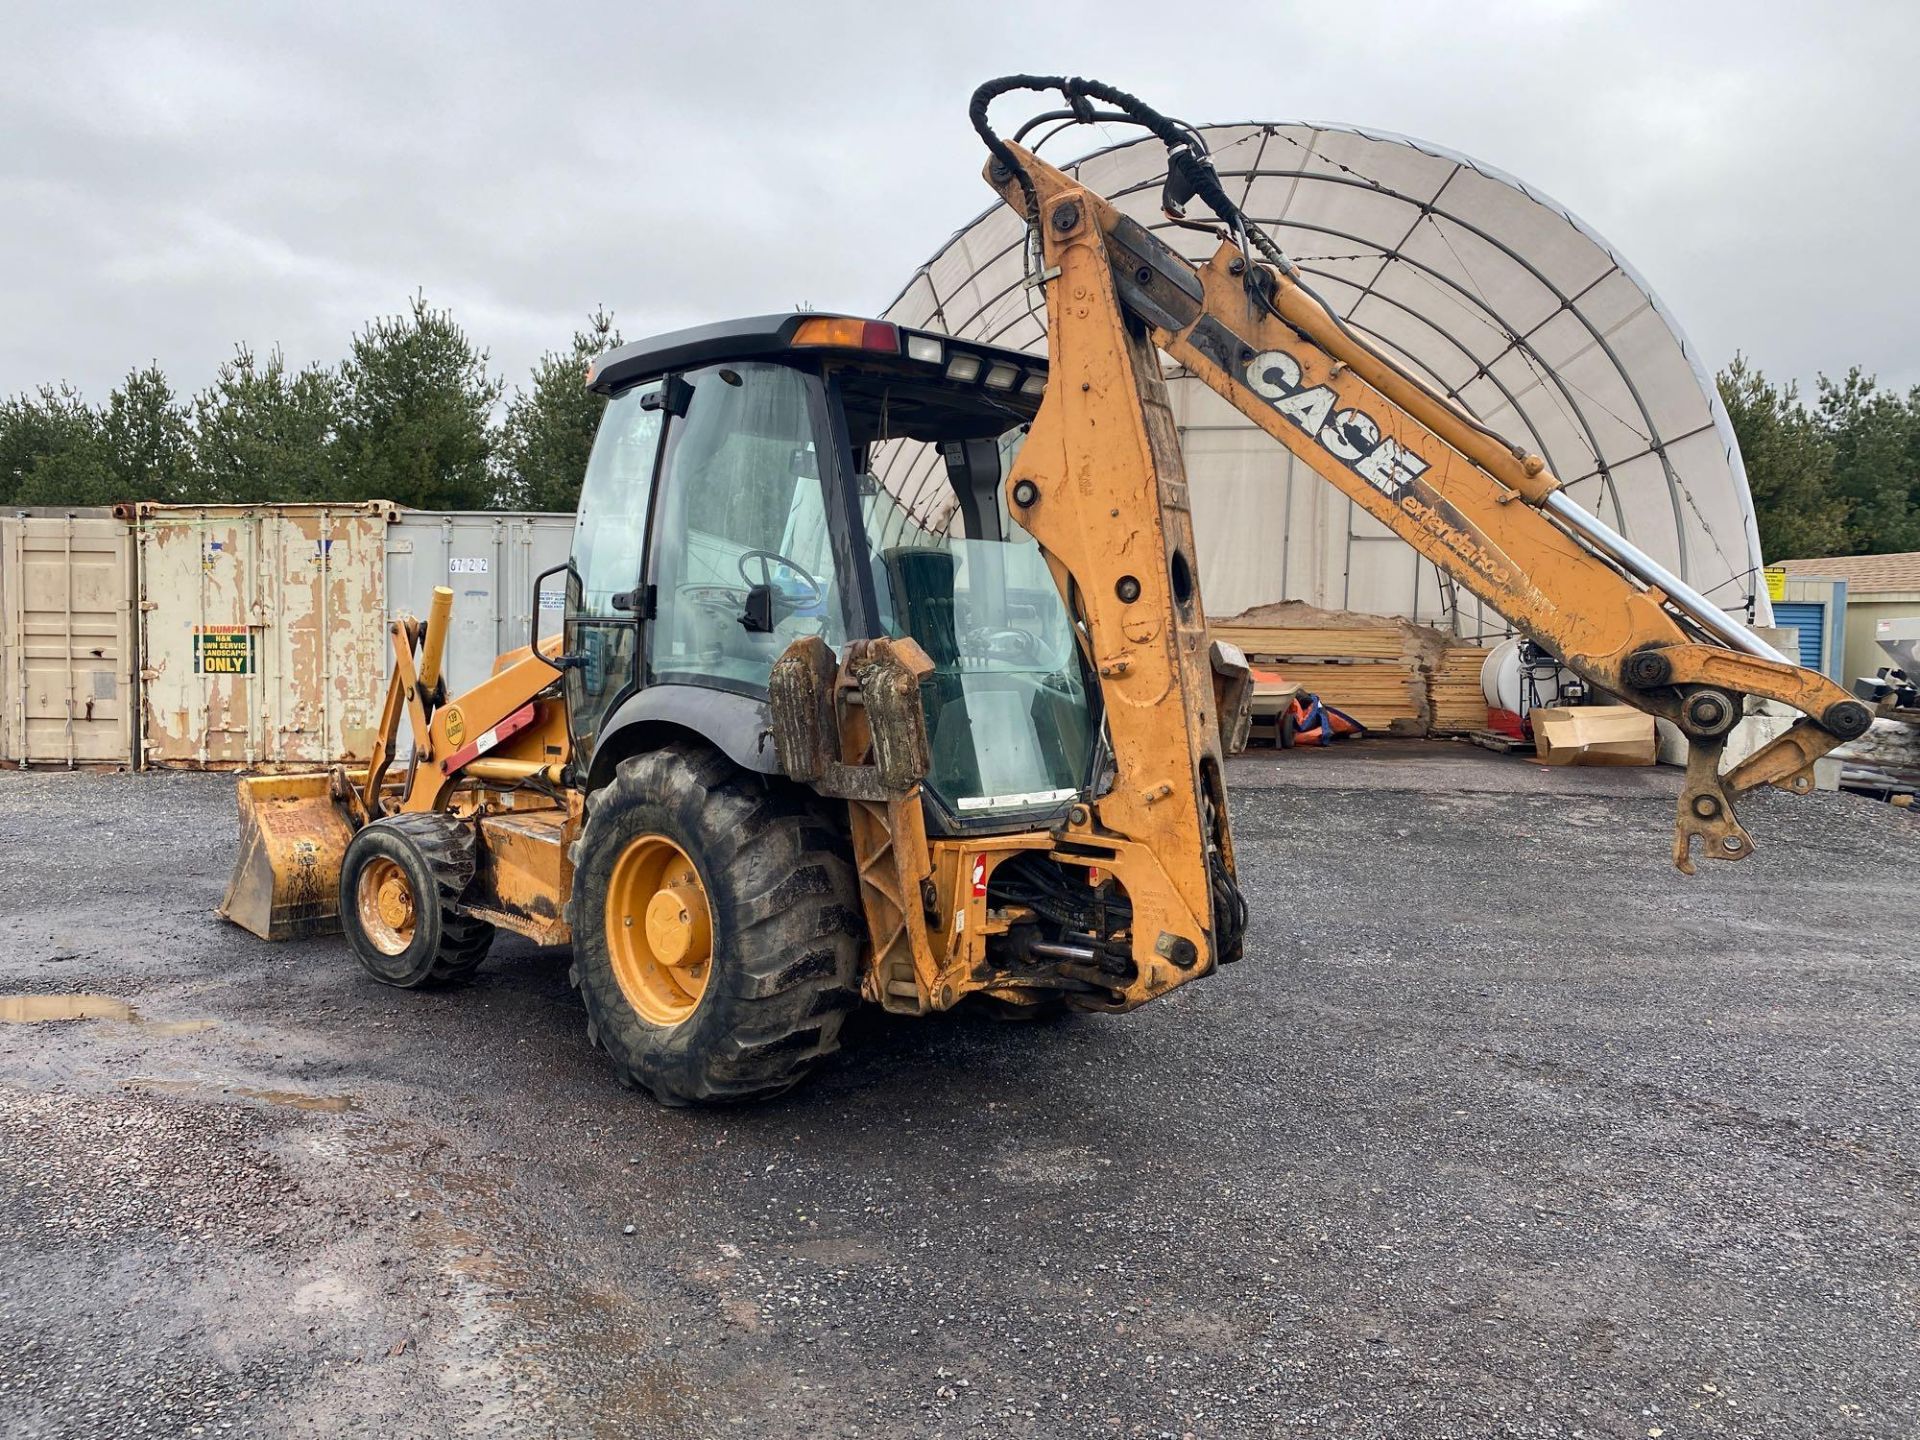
1467, 729, 1528, 754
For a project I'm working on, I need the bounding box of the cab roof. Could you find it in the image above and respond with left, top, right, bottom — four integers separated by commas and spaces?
584, 312, 1048, 398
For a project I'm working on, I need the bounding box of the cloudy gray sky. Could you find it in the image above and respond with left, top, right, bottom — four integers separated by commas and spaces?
4, 1, 1915, 407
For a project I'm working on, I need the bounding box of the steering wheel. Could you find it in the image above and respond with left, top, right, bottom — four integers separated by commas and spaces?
737, 549, 824, 607
969, 627, 1042, 664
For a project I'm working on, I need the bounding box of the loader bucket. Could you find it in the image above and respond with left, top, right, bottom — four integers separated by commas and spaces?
218, 773, 355, 941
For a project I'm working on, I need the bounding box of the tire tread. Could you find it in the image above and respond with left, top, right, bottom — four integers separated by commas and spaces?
569, 741, 861, 1105
342, 812, 495, 987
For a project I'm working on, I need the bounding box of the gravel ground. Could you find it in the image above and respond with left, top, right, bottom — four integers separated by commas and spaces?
0, 750, 1914, 1439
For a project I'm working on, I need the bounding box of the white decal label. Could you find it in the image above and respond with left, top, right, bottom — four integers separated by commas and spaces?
1245, 349, 1431, 499
956, 787, 1078, 812
1244, 346, 1514, 586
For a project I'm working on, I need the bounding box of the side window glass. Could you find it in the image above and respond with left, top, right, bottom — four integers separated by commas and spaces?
566, 381, 664, 762
573, 385, 664, 618
649, 363, 842, 692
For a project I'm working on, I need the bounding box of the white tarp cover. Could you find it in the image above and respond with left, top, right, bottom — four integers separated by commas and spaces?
881, 123, 1768, 636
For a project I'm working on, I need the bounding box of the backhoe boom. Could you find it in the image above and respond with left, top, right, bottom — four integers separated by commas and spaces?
987, 141, 1872, 870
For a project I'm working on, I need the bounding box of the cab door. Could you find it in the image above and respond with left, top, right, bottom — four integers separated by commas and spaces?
565, 379, 666, 772
645, 361, 852, 696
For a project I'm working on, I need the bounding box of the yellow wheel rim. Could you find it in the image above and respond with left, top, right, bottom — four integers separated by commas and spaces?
356, 856, 417, 956
605, 835, 713, 1026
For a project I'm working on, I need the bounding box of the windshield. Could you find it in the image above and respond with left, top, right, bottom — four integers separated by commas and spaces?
861, 432, 1097, 817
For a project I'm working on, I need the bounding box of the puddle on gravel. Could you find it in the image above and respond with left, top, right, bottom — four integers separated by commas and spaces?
129, 1077, 358, 1113
0, 993, 216, 1036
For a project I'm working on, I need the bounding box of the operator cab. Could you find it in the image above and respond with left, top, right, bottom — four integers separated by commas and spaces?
568, 313, 1099, 833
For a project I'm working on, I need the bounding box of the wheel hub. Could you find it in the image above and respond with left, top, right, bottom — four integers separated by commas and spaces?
645, 881, 711, 967
605, 836, 713, 1026
356, 856, 418, 956
377, 876, 414, 929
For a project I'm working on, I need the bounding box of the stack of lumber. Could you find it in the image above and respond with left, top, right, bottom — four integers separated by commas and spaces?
1215, 603, 1430, 734
1278, 662, 1427, 734
1214, 601, 1502, 739
1210, 623, 1409, 663
1426, 646, 1492, 733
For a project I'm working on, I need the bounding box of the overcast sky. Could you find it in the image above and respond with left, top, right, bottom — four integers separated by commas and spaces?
4, 1, 1915, 408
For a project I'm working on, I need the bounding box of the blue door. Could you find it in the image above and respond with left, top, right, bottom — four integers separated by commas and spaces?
1773, 600, 1826, 672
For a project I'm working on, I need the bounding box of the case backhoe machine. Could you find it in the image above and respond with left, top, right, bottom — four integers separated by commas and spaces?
220, 77, 1873, 1105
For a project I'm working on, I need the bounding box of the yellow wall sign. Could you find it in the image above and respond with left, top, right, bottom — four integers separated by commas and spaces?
1764, 565, 1788, 602
193, 626, 254, 675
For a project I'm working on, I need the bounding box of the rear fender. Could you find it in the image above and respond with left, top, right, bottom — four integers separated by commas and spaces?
588, 685, 780, 794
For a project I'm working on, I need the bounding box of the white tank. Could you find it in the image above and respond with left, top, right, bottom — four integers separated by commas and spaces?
1481, 638, 1579, 718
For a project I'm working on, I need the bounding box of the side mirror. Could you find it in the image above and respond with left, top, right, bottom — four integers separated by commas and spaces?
530, 559, 575, 651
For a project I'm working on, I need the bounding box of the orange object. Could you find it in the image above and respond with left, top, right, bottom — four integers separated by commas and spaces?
985, 133, 1865, 869
1281, 692, 1366, 747
789, 316, 899, 352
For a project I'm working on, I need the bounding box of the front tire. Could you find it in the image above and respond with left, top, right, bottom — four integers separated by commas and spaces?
567, 743, 863, 1106
339, 813, 496, 988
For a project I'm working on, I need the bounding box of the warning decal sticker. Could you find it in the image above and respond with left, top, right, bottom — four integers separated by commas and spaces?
193, 627, 254, 675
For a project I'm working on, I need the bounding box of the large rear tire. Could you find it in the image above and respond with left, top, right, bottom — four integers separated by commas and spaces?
567, 742, 863, 1106
339, 813, 496, 988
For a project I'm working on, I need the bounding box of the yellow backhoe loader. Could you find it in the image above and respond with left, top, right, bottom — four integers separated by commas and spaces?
220, 77, 1872, 1105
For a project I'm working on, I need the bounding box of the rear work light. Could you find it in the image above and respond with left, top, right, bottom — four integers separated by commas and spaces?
983, 362, 1019, 390
1019, 372, 1046, 397
945, 353, 982, 383
791, 317, 900, 352
905, 333, 943, 364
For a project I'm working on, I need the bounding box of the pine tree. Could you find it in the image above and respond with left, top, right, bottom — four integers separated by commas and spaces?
335, 294, 502, 509
496, 307, 621, 512
1717, 356, 1849, 560
97, 364, 196, 503
191, 345, 342, 503
1817, 368, 1920, 554
0, 383, 117, 507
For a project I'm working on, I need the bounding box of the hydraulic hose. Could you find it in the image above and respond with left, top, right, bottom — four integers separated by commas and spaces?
969, 75, 1538, 467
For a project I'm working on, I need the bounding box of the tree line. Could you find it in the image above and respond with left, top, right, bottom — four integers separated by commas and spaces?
1718, 356, 1920, 560
0, 295, 617, 516
3, 298, 1915, 562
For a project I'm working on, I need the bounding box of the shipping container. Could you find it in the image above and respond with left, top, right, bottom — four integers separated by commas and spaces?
2, 503, 576, 770
0, 511, 138, 767
384, 510, 571, 735
132, 502, 393, 768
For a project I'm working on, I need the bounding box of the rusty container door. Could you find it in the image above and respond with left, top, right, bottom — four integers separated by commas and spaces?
135, 503, 391, 768
0, 511, 138, 766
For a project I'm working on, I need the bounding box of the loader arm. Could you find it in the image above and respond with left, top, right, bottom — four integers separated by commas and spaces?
981, 117, 1871, 871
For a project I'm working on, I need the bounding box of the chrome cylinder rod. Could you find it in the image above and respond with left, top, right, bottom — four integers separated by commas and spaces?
1542, 491, 1789, 664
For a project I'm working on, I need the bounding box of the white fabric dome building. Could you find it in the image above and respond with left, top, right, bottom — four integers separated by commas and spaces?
881, 122, 1769, 637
